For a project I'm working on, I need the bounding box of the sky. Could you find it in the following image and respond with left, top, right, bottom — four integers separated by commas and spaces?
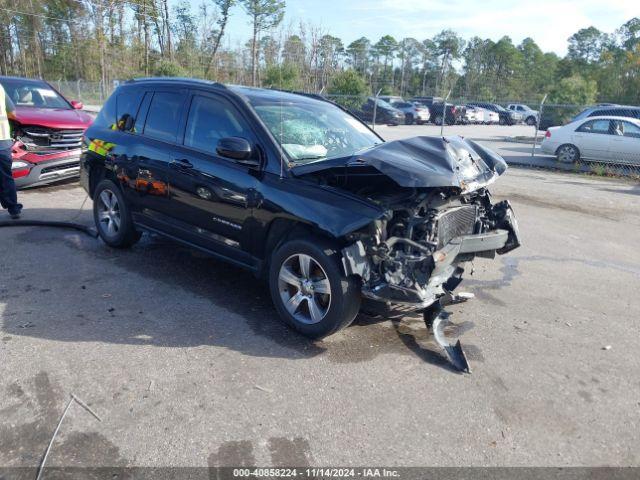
192, 0, 638, 55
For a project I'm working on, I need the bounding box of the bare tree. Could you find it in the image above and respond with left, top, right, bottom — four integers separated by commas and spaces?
241, 0, 285, 86
204, 0, 235, 78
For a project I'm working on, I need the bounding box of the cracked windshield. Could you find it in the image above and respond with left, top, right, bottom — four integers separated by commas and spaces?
250, 97, 382, 164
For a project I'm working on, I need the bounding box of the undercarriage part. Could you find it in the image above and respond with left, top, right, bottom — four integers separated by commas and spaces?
0, 220, 98, 238
424, 304, 471, 373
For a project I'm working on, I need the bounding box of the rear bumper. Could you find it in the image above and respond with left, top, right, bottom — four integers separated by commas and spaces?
13, 149, 82, 188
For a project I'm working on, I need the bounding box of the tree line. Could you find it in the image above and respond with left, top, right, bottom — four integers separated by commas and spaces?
0, 0, 639, 106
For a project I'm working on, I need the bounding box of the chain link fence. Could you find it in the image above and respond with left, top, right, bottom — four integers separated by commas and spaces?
41, 80, 640, 178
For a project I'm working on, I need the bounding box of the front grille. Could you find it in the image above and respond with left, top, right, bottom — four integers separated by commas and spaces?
40, 161, 80, 175
20, 127, 84, 151
436, 205, 477, 248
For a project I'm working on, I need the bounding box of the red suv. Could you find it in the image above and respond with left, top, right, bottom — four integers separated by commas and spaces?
1, 76, 93, 188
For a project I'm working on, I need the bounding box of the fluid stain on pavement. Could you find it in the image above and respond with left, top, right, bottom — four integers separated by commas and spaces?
0, 371, 128, 472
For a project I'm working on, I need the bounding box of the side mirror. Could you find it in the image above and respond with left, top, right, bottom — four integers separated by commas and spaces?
216, 137, 259, 166
71, 100, 84, 110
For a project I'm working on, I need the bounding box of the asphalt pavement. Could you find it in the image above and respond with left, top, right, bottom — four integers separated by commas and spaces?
1, 125, 639, 473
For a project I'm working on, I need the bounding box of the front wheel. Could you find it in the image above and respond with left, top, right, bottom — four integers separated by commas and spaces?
93, 179, 141, 248
556, 144, 580, 163
499, 117, 506, 125
526, 116, 537, 126
269, 237, 361, 339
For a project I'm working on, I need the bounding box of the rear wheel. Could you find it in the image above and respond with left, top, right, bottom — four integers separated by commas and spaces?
556, 144, 580, 163
434, 114, 444, 125
526, 116, 537, 126
269, 237, 361, 339
499, 116, 506, 125
93, 179, 141, 248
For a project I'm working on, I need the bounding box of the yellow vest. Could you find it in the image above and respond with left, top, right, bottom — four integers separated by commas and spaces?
0, 84, 10, 141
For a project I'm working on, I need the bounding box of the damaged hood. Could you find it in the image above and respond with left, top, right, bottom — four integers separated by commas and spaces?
13, 106, 94, 130
291, 136, 508, 192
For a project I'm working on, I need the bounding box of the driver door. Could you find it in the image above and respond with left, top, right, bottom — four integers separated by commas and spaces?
167, 91, 262, 263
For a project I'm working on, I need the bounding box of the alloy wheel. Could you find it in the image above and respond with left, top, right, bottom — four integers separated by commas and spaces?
97, 189, 121, 236
278, 253, 331, 325
557, 145, 577, 163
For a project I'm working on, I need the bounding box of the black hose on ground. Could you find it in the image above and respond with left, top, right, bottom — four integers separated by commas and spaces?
0, 220, 98, 238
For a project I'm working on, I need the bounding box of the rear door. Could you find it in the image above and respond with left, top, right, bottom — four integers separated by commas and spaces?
129, 88, 189, 232
571, 119, 613, 160
165, 90, 262, 265
609, 120, 640, 164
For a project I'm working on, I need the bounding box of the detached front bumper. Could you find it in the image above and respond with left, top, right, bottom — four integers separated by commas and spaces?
12, 147, 82, 189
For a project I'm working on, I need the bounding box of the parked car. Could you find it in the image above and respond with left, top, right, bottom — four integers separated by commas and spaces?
541, 116, 640, 164
0, 76, 93, 188
463, 106, 479, 124
420, 102, 463, 125
507, 104, 538, 126
354, 97, 404, 125
80, 78, 520, 353
387, 100, 430, 124
467, 102, 522, 125
572, 105, 640, 123
467, 106, 499, 124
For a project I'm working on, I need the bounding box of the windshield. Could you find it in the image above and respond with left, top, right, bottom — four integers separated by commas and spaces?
0, 79, 71, 109
249, 97, 383, 164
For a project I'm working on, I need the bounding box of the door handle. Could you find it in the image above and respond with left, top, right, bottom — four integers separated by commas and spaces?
170, 158, 194, 169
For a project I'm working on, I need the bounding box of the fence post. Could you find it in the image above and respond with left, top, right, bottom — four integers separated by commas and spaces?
372, 88, 382, 131
440, 89, 452, 137
531, 94, 548, 158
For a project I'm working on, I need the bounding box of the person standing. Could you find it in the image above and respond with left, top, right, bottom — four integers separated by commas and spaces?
0, 82, 21, 219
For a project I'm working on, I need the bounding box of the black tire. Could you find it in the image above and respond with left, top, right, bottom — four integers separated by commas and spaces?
556, 144, 580, 163
434, 114, 444, 125
526, 116, 537, 126
416, 120, 424, 125
269, 237, 361, 339
499, 116, 506, 125
93, 179, 141, 248
404, 114, 414, 125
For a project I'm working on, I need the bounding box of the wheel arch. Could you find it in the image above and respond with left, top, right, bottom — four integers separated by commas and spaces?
256, 218, 345, 278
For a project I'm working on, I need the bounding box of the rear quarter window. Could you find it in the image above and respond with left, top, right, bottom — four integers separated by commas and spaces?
115, 89, 144, 132
92, 93, 116, 129
142, 92, 185, 143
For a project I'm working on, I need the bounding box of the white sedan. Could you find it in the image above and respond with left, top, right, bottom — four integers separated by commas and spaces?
541, 116, 640, 164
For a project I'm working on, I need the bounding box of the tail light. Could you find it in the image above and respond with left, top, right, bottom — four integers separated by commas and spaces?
545, 130, 551, 138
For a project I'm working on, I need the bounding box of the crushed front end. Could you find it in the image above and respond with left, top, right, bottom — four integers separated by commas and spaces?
341, 188, 520, 310
292, 135, 521, 372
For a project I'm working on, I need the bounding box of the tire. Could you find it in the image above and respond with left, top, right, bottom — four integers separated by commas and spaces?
526, 116, 537, 126
93, 179, 141, 248
269, 237, 361, 339
405, 114, 414, 125
499, 116, 506, 125
556, 144, 580, 163
434, 114, 444, 125
416, 120, 424, 125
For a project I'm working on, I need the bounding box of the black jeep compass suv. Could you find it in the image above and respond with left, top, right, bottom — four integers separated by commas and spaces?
81, 78, 519, 345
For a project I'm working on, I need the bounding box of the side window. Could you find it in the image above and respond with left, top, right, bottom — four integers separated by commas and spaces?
618, 121, 640, 138
577, 119, 611, 134
116, 89, 143, 132
143, 92, 184, 143
184, 95, 250, 153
